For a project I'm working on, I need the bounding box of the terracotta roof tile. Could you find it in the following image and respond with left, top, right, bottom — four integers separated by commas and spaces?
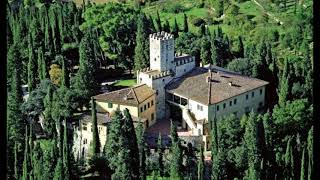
94, 84, 155, 106
166, 67, 269, 105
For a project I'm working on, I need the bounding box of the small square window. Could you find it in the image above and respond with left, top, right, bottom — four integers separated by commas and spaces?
151, 100, 154, 106
217, 105, 219, 111
246, 94, 249, 100
252, 92, 255, 97
229, 101, 232, 106
148, 102, 150, 108
144, 105, 147, 110
108, 102, 113, 108
260, 89, 263, 95
223, 103, 226, 109
140, 107, 143, 113
234, 99, 237, 104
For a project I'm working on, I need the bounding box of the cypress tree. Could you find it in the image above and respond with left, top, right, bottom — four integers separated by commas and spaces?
238, 36, 244, 58
22, 127, 29, 180
53, 158, 63, 180
134, 14, 149, 72
60, 55, 69, 88
62, 119, 70, 180
300, 147, 306, 180
14, 142, 19, 180
197, 145, 204, 180
285, 137, 294, 178
169, 120, 182, 179
163, 20, 170, 33
307, 127, 313, 180
155, 11, 162, 32
172, 18, 179, 38
90, 98, 100, 155
27, 37, 37, 93
123, 109, 140, 179
211, 118, 218, 156
136, 121, 146, 180
244, 111, 261, 179
157, 133, 164, 176
37, 48, 47, 81
183, 13, 188, 32
199, 24, 206, 36
200, 37, 211, 66
211, 40, 217, 65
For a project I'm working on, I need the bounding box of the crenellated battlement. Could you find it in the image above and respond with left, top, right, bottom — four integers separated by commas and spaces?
149, 31, 174, 40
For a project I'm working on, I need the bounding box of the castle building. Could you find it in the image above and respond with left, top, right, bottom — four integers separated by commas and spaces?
91, 31, 268, 150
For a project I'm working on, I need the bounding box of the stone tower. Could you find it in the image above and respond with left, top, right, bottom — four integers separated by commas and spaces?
149, 31, 175, 72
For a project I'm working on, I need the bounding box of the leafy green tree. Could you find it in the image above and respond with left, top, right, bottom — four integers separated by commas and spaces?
90, 98, 100, 156
134, 14, 149, 72
183, 13, 188, 32
81, 3, 139, 70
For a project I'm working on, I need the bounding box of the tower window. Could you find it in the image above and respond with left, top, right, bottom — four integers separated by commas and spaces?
154, 58, 156, 61
260, 89, 263, 95
216, 105, 219, 111
246, 94, 249, 100
223, 103, 226, 109
234, 99, 237, 105
229, 101, 232, 106
252, 92, 255, 97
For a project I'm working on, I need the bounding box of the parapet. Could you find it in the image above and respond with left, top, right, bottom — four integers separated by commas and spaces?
149, 31, 174, 40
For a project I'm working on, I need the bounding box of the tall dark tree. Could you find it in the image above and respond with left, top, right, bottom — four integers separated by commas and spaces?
123, 108, 140, 179
155, 11, 162, 32
197, 145, 204, 180
238, 36, 244, 58
169, 120, 182, 179
134, 14, 149, 72
72, 28, 97, 109
90, 98, 100, 156
62, 119, 70, 179
163, 19, 170, 33
200, 37, 211, 66
172, 18, 179, 38
22, 127, 29, 180
37, 48, 47, 81
136, 122, 146, 180
27, 37, 37, 92
157, 133, 164, 177
183, 13, 188, 32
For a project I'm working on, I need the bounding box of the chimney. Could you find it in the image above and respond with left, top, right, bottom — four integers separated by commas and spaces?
206, 76, 211, 83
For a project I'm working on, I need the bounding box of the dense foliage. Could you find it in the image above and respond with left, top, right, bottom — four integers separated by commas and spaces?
7, 0, 313, 179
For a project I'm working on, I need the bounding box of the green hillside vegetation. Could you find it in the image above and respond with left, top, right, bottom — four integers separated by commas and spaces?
7, 0, 313, 179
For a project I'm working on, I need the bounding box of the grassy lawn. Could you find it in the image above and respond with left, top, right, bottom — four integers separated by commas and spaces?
113, 79, 136, 87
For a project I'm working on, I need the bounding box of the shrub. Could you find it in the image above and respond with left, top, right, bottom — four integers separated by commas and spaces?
163, 3, 186, 14
191, 17, 206, 27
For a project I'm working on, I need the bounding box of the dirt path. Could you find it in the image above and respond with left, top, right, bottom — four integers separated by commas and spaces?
252, 0, 284, 25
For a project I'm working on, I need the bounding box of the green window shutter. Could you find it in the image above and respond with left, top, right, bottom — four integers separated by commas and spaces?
108, 102, 113, 108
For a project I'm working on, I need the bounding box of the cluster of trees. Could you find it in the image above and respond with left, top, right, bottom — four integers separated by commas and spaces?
7, 0, 313, 179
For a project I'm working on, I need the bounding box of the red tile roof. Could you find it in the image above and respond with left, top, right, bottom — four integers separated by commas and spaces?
166, 67, 269, 105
